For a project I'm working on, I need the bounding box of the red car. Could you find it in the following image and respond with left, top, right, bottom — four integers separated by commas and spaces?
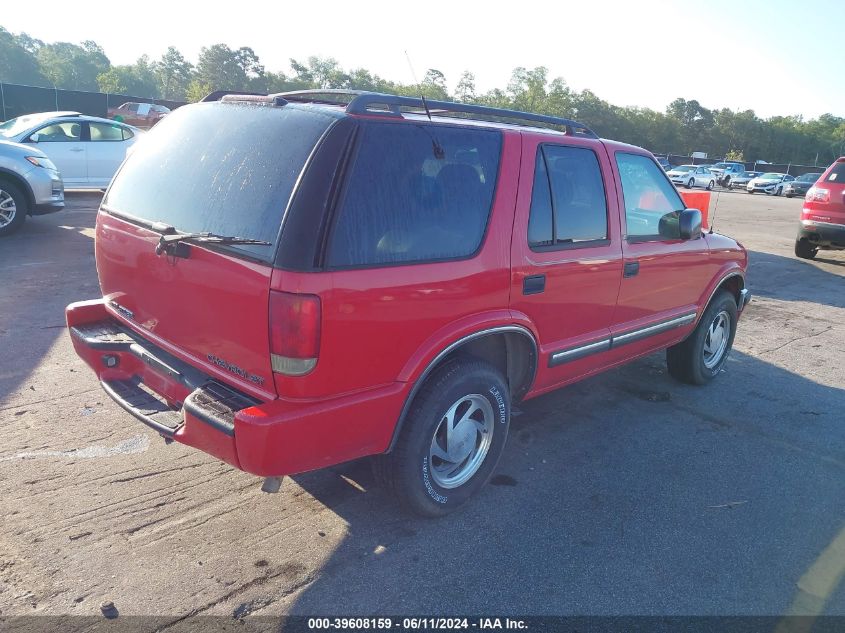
795, 157, 845, 259
107, 102, 170, 129
66, 91, 750, 516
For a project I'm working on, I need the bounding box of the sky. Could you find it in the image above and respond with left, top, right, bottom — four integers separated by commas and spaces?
3, 0, 843, 119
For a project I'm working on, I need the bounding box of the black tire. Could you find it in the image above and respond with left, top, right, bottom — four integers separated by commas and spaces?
772, 187, 781, 197
707, 180, 715, 191
785, 193, 794, 198
373, 358, 510, 517
794, 239, 818, 260
0, 181, 28, 237
667, 291, 738, 386
724, 177, 731, 188
747, 189, 754, 194
686, 178, 694, 189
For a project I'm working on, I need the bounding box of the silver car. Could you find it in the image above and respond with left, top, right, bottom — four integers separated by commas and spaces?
746, 172, 795, 195
0, 140, 64, 237
666, 164, 717, 189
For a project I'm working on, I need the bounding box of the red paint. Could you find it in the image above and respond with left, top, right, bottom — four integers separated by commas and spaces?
67, 109, 749, 480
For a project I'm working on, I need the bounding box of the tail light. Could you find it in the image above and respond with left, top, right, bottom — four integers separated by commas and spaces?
806, 187, 830, 203
269, 291, 321, 376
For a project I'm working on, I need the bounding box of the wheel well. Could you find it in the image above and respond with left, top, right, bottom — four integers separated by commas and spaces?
0, 170, 35, 212
715, 274, 744, 307
440, 331, 536, 402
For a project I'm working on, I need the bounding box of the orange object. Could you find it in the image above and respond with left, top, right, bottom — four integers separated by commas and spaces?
679, 191, 711, 229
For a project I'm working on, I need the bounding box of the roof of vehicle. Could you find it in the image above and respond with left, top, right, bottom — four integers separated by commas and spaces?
11, 113, 142, 131
203, 89, 601, 140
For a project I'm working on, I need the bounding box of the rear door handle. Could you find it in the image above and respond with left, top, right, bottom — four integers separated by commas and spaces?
523, 274, 546, 295
70, 147, 84, 152
623, 261, 639, 278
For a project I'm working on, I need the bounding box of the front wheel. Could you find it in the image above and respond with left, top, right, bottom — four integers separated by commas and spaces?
0, 181, 28, 237
686, 178, 695, 189
785, 193, 794, 198
707, 180, 715, 190
772, 187, 781, 197
372, 359, 511, 517
667, 291, 738, 385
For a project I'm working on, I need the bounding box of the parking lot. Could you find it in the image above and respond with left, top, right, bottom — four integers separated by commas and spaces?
1, 190, 843, 621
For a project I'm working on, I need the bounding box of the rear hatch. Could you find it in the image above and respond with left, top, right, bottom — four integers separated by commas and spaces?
96, 100, 340, 397
805, 159, 845, 224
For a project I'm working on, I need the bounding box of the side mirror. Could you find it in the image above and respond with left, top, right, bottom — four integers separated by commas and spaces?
679, 208, 702, 240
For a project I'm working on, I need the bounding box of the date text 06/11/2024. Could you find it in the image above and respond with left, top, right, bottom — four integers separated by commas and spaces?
306, 618, 529, 630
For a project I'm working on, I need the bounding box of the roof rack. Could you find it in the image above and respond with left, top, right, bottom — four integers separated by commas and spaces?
276, 89, 597, 138
201, 90, 287, 106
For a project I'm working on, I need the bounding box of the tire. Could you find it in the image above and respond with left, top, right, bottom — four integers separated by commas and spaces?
785, 193, 794, 198
667, 290, 738, 386
794, 239, 818, 260
686, 178, 694, 189
724, 177, 731, 188
0, 181, 28, 237
772, 187, 780, 197
707, 180, 715, 191
747, 189, 754, 194
373, 358, 510, 517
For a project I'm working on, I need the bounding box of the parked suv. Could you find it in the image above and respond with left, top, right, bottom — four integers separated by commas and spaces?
66, 91, 750, 516
708, 162, 745, 187
795, 157, 845, 259
0, 139, 64, 237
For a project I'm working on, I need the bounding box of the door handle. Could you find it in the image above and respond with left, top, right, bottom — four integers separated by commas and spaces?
70, 148, 84, 152
623, 261, 639, 278
523, 274, 546, 295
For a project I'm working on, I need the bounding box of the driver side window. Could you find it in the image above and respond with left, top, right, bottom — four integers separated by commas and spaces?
616, 153, 685, 242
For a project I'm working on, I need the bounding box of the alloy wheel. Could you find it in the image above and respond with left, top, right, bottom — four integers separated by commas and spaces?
428, 394, 495, 489
703, 311, 731, 369
0, 189, 17, 229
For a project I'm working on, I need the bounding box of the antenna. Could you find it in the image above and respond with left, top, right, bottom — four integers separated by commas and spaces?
404, 50, 433, 121
708, 190, 721, 234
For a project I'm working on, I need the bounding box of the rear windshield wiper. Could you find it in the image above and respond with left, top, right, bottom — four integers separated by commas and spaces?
155, 231, 271, 256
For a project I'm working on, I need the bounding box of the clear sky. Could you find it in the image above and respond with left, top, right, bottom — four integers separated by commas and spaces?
3, 0, 842, 119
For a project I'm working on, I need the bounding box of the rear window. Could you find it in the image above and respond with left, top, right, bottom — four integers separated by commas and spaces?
103, 102, 337, 261
327, 122, 502, 268
824, 162, 845, 183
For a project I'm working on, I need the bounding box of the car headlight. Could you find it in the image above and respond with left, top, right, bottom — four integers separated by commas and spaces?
25, 156, 58, 171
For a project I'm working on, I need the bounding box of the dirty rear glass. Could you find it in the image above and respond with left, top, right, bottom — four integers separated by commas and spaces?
103, 102, 337, 261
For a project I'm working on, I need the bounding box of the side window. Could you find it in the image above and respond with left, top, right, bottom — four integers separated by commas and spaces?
327, 123, 502, 268
89, 122, 125, 142
616, 152, 685, 241
31, 121, 81, 143
122, 127, 135, 141
527, 145, 608, 249
126, 103, 140, 113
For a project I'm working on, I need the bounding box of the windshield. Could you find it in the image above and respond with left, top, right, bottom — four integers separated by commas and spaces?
103, 101, 338, 261
711, 163, 727, 169
797, 173, 821, 182
0, 113, 51, 138
739, 172, 758, 178
760, 172, 782, 179
673, 165, 694, 172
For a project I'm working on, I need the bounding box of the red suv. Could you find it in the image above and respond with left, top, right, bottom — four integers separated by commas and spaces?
795, 157, 845, 259
66, 91, 750, 516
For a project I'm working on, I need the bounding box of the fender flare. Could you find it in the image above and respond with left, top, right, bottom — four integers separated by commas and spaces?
386, 324, 538, 452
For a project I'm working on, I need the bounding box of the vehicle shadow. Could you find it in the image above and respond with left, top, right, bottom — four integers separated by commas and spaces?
0, 192, 102, 408
748, 249, 845, 309
273, 348, 845, 616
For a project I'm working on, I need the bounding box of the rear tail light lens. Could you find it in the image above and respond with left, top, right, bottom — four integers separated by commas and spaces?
806, 187, 830, 203
269, 291, 321, 376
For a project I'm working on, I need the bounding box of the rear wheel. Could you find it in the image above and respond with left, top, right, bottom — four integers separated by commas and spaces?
0, 181, 28, 237
373, 359, 510, 517
667, 291, 737, 385
794, 239, 818, 260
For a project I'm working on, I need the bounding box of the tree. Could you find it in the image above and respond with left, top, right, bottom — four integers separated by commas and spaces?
155, 47, 193, 100
185, 78, 214, 103
0, 27, 49, 86
290, 56, 349, 89
454, 71, 476, 103
196, 43, 264, 91
97, 55, 158, 97
36, 40, 109, 90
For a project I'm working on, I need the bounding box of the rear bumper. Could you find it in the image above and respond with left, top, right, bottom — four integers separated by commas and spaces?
66, 299, 404, 477
798, 220, 845, 248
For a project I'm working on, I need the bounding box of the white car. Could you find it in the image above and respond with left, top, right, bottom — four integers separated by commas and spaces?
746, 172, 795, 195
0, 111, 141, 189
666, 164, 716, 190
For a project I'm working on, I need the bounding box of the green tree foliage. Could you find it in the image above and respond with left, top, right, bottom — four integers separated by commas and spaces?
36, 40, 109, 91
2, 28, 843, 164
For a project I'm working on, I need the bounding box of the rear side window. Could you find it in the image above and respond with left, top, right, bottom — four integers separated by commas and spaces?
616, 152, 685, 241
104, 102, 337, 261
528, 144, 608, 248
89, 122, 124, 141
824, 162, 845, 183
327, 122, 502, 268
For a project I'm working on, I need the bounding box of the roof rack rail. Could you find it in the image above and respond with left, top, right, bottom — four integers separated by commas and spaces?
275, 89, 597, 138
201, 90, 288, 106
